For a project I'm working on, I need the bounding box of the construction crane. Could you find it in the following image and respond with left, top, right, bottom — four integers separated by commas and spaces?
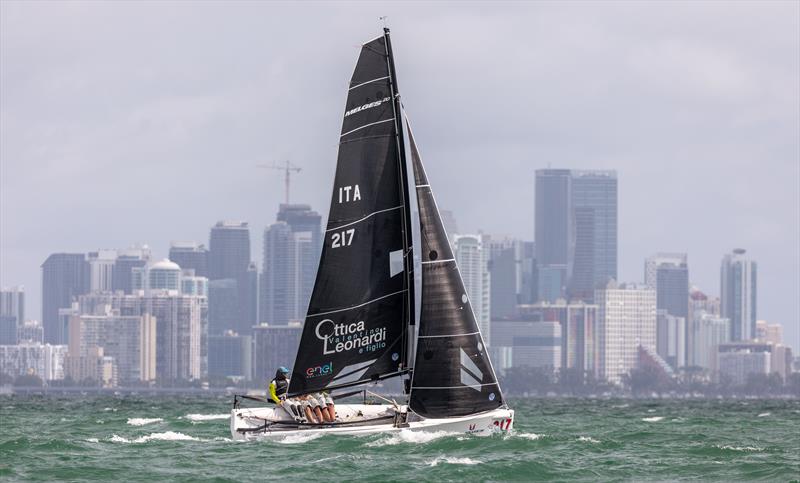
257, 161, 302, 204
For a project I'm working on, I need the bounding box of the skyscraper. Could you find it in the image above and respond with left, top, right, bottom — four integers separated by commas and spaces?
112, 246, 151, 294
209, 221, 251, 281
534, 169, 617, 303
535, 169, 572, 301
260, 204, 322, 326
42, 253, 89, 344
645, 253, 689, 319
169, 241, 209, 278
595, 281, 657, 384
208, 221, 256, 332
454, 234, 491, 345
0, 286, 24, 345
570, 170, 618, 301
720, 249, 757, 341
87, 250, 117, 292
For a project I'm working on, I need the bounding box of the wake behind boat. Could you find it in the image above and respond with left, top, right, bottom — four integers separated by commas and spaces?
231, 27, 514, 441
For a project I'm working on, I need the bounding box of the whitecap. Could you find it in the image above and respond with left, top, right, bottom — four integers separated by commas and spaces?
647, 409, 656, 413
184, 413, 229, 422
85, 438, 99, 443
276, 433, 323, 444
515, 432, 545, 441
427, 456, 481, 467
757, 412, 771, 417
366, 430, 457, 447
642, 416, 664, 422
577, 436, 600, 443
109, 431, 200, 443
717, 444, 763, 452
127, 417, 163, 426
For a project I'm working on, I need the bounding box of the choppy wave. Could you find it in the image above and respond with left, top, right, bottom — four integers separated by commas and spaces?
515, 432, 545, 441
276, 433, 323, 444
757, 412, 771, 417
578, 436, 601, 443
716, 444, 764, 452
366, 430, 457, 447
110, 431, 200, 443
127, 418, 163, 426
427, 456, 481, 466
642, 416, 664, 422
184, 413, 229, 422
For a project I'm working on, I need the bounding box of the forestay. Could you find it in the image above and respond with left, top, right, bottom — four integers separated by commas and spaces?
405, 119, 504, 418
288, 34, 411, 396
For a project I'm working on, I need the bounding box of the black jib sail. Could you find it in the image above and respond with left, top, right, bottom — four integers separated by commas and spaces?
288, 32, 411, 396
405, 118, 504, 418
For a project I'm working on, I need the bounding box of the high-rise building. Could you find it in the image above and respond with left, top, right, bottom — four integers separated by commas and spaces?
491, 320, 562, 369
0, 343, 67, 381
209, 221, 257, 332
260, 205, 321, 326
0, 286, 24, 345
486, 238, 537, 316
454, 234, 491, 345
755, 320, 782, 345
720, 249, 757, 341
689, 311, 730, 370
17, 320, 44, 344
132, 259, 183, 294
656, 309, 687, 370
65, 307, 157, 385
209, 221, 251, 281
535, 169, 572, 301
208, 331, 252, 380
645, 253, 689, 320
716, 342, 772, 384
595, 281, 657, 384
570, 170, 618, 301
209, 279, 239, 336
87, 250, 117, 292
78, 291, 207, 382
534, 169, 617, 303
517, 301, 597, 374
252, 323, 302, 385
42, 253, 89, 344
169, 241, 209, 278
112, 246, 151, 294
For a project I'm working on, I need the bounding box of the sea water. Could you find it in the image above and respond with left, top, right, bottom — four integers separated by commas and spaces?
1, 395, 798, 481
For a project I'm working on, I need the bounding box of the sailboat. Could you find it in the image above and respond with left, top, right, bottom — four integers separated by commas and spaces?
230, 28, 514, 440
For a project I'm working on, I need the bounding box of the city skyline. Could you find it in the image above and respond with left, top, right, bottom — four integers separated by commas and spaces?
1, 2, 798, 350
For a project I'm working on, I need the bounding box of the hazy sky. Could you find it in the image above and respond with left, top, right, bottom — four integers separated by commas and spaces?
1, 1, 798, 351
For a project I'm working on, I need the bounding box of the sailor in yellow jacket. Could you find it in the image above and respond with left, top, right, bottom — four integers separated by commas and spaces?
269, 367, 303, 421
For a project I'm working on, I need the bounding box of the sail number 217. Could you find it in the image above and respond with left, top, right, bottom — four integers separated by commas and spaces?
331, 229, 355, 248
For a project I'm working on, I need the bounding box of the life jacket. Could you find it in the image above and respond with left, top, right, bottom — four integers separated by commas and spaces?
271, 377, 289, 398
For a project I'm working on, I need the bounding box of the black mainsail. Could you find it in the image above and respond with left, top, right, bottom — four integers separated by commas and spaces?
288, 31, 413, 396
405, 119, 504, 418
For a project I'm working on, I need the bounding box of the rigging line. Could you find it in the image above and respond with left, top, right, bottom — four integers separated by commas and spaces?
326, 205, 403, 232
340, 118, 393, 138
417, 331, 480, 339
349, 76, 390, 91
421, 258, 455, 265
308, 289, 407, 318
411, 383, 498, 389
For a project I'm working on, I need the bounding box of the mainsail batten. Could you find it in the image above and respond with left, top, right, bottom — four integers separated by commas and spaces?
288, 33, 410, 397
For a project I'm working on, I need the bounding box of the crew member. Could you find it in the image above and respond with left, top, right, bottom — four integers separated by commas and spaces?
269, 367, 303, 421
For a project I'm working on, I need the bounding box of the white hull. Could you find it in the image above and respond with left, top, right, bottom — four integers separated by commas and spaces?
230, 403, 514, 441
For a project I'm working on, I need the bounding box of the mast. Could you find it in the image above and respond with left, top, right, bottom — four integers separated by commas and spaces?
383, 28, 416, 382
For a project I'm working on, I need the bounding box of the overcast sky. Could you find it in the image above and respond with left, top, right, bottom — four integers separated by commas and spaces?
1, 1, 798, 351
